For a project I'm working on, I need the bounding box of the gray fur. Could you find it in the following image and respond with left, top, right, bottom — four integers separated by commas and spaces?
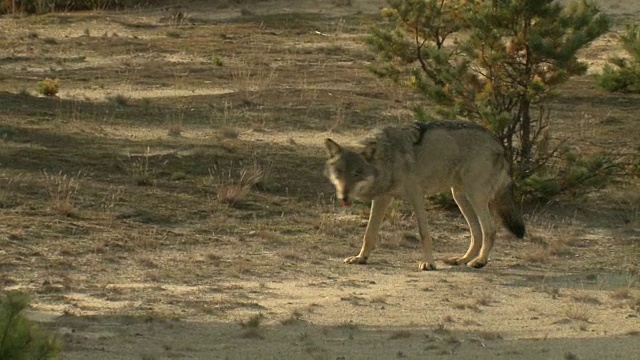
324, 120, 525, 270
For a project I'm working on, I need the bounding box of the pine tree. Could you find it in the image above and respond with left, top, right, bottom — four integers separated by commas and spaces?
368, 0, 610, 183
596, 24, 640, 93
0, 292, 61, 360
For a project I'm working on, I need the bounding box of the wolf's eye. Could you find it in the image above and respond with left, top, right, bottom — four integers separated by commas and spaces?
352, 169, 363, 179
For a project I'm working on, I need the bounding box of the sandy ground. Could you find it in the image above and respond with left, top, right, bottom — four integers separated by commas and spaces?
0, 1, 639, 359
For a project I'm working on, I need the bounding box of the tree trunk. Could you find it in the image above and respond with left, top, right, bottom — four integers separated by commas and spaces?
519, 98, 532, 181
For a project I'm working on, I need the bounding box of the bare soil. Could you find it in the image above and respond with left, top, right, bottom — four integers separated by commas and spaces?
0, 1, 638, 359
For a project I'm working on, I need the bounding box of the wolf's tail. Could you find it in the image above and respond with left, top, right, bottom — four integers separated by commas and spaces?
492, 182, 525, 238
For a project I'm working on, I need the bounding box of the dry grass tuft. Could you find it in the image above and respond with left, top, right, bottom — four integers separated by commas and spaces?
564, 306, 589, 322
127, 148, 153, 186
36, 78, 60, 96
336, 321, 358, 330
475, 292, 495, 307
210, 160, 270, 206
167, 123, 183, 137
476, 330, 503, 341
610, 287, 632, 300
280, 309, 303, 325
571, 293, 602, 305
220, 126, 240, 139
369, 295, 388, 304
240, 313, 263, 328
452, 301, 480, 312
43, 170, 80, 217
107, 94, 129, 107
239, 313, 265, 338
389, 330, 412, 340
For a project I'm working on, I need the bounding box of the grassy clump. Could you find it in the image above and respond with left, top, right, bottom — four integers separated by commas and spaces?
36, 78, 60, 97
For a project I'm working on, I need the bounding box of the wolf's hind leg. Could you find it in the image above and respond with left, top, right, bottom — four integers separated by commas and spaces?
344, 195, 392, 265
465, 196, 495, 269
444, 188, 483, 266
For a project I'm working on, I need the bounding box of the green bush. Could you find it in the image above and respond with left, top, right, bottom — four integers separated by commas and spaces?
523, 149, 621, 200
596, 24, 640, 93
36, 78, 59, 97
0, 292, 61, 360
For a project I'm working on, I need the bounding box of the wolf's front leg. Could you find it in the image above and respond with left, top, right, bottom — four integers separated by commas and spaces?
344, 195, 392, 264
406, 188, 436, 271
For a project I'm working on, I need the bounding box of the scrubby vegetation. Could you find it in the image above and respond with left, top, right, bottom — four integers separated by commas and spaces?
367, 0, 616, 198
0, 292, 61, 360
596, 24, 640, 93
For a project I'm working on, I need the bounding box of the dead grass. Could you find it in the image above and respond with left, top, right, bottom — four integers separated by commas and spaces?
107, 94, 129, 107
474, 292, 495, 307
610, 287, 632, 300
280, 309, 303, 325
564, 306, 590, 322
452, 301, 480, 312
570, 293, 602, 305
0, 3, 639, 359
476, 330, 503, 341
220, 126, 240, 139
43, 170, 80, 217
209, 159, 271, 206
127, 149, 153, 186
389, 329, 412, 340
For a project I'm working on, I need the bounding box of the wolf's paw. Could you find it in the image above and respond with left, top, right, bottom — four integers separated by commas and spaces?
467, 258, 488, 269
418, 262, 436, 271
443, 256, 468, 266
344, 255, 368, 264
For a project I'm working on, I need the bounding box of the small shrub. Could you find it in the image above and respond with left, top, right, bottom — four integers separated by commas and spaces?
389, 330, 411, 340
0, 292, 61, 360
36, 78, 60, 97
170, 171, 187, 181
596, 25, 640, 93
211, 54, 223, 67
108, 94, 129, 107
523, 149, 621, 200
239, 313, 264, 339
141, 97, 153, 112
165, 30, 183, 38
128, 149, 152, 186
220, 127, 239, 139
167, 123, 182, 137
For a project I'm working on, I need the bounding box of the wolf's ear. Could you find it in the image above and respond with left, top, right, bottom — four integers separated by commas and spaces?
324, 138, 342, 157
361, 142, 377, 161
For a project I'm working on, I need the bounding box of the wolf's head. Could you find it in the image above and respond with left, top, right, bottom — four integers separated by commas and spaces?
324, 138, 377, 206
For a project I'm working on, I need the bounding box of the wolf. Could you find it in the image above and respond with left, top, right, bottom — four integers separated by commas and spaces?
324, 120, 525, 270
